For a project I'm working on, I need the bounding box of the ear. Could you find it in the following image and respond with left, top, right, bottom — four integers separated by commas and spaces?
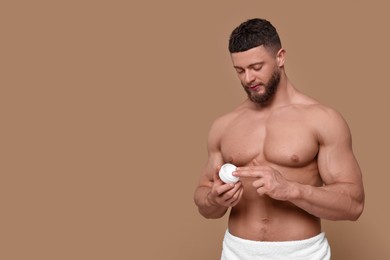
276, 48, 286, 67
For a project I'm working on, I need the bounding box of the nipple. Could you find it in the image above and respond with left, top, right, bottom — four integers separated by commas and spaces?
291, 154, 300, 163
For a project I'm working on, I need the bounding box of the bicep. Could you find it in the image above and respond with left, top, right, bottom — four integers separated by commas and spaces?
316, 110, 363, 186
198, 120, 225, 187
198, 152, 224, 188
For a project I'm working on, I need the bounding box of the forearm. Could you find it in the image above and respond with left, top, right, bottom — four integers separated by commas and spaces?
194, 186, 228, 219
290, 182, 364, 221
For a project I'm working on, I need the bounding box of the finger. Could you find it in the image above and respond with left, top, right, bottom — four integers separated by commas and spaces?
256, 186, 267, 196
253, 179, 265, 189
213, 165, 224, 184
221, 181, 241, 195
214, 182, 236, 196
212, 165, 219, 181
233, 168, 264, 178
218, 182, 241, 201
229, 187, 244, 207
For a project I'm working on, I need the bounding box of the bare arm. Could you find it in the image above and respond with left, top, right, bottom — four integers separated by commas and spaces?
194, 164, 236, 219
290, 108, 364, 220
194, 118, 243, 219
233, 108, 364, 221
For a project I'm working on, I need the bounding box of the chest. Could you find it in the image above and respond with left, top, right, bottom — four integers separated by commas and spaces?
220, 111, 319, 167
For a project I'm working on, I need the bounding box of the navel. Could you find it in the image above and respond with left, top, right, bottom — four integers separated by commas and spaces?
261, 218, 270, 223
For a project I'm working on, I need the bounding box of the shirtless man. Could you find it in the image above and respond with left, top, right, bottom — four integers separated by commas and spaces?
194, 18, 365, 259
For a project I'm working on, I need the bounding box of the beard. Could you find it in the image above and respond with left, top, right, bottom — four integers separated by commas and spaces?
243, 68, 281, 106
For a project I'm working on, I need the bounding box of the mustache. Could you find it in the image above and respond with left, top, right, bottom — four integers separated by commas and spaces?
245, 82, 263, 88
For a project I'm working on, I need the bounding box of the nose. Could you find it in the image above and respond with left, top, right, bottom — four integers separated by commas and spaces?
244, 70, 255, 84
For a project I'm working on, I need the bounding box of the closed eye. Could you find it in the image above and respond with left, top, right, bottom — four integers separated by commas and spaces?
234, 67, 245, 74
251, 64, 263, 71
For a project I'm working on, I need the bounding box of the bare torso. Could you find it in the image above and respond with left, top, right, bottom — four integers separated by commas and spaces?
221, 99, 323, 241
195, 45, 364, 243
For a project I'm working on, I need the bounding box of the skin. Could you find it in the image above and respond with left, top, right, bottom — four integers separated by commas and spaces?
193, 45, 365, 241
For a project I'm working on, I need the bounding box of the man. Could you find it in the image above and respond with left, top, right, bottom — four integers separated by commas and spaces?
193, 18, 364, 259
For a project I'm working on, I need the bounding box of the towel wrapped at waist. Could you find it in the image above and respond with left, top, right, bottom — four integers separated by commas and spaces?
221, 230, 331, 260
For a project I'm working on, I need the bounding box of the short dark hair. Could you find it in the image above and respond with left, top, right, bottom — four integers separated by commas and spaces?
228, 18, 282, 55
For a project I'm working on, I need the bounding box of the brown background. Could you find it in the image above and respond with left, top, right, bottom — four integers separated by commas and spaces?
1, 1, 389, 259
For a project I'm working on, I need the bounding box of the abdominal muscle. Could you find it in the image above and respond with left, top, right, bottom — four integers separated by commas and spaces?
220, 103, 324, 241
227, 166, 322, 242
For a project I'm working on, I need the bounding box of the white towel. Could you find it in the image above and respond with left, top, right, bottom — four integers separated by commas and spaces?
221, 230, 331, 260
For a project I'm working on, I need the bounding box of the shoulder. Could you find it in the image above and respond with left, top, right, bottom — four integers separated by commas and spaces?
292, 92, 346, 125
208, 110, 239, 141
207, 103, 247, 150
305, 104, 352, 146
210, 100, 250, 131
273, 95, 352, 146
283, 91, 348, 132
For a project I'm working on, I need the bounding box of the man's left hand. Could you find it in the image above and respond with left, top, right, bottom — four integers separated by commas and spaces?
233, 165, 296, 201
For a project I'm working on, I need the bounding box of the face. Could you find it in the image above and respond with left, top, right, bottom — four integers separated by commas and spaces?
231, 46, 282, 106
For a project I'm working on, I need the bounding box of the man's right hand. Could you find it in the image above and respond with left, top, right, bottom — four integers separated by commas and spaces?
207, 167, 243, 208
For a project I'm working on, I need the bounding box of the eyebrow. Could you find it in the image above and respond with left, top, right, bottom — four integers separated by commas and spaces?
233, 62, 265, 70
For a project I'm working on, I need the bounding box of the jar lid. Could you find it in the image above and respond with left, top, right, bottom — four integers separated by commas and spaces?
219, 163, 239, 183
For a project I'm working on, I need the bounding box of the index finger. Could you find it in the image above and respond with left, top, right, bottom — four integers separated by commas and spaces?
233, 167, 264, 178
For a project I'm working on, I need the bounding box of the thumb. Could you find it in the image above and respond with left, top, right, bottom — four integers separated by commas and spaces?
213, 165, 222, 182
